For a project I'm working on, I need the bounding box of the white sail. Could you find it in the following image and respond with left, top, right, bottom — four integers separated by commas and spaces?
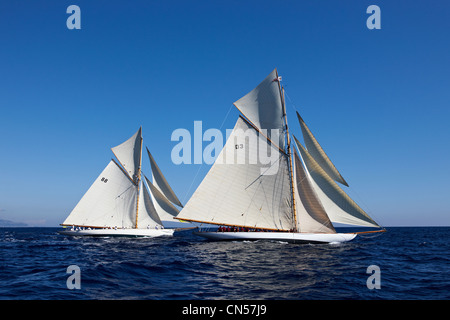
176, 117, 294, 231
136, 179, 163, 229
147, 148, 183, 207
144, 175, 180, 221
294, 136, 380, 228
233, 68, 285, 150
62, 160, 137, 228
293, 150, 336, 233
111, 127, 142, 184
296, 112, 348, 187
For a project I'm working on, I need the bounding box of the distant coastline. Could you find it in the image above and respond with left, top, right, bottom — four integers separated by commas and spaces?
0, 219, 28, 227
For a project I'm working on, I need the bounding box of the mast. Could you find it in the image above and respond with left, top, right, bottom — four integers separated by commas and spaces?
134, 134, 143, 229
276, 73, 298, 231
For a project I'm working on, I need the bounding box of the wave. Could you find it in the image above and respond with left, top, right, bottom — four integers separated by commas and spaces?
0, 227, 449, 299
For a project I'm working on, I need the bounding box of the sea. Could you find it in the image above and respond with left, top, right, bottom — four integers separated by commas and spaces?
1, 227, 449, 305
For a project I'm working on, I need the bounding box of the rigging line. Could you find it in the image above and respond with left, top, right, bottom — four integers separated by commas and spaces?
244, 154, 283, 190
284, 90, 300, 115
241, 154, 286, 222
91, 185, 135, 228
181, 165, 202, 205
219, 102, 234, 130
116, 184, 135, 199
181, 104, 234, 204
296, 172, 309, 185
243, 179, 279, 229
345, 185, 381, 226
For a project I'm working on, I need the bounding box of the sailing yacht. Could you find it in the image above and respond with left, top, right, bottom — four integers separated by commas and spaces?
59, 128, 183, 237
175, 69, 385, 243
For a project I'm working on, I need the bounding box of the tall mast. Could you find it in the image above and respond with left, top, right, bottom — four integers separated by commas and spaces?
134, 134, 143, 229
277, 74, 298, 231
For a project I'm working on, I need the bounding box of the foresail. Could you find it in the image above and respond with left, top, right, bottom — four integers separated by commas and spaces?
111, 127, 142, 184
293, 136, 380, 228
144, 175, 180, 221
137, 179, 163, 229
233, 68, 285, 150
62, 160, 137, 228
147, 148, 183, 207
176, 117, 294, 231
293, 150, 336, 234
296, 112, 348, 187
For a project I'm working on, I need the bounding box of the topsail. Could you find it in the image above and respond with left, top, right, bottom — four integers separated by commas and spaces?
233, 68, 286, 150
111, 127, 142, 184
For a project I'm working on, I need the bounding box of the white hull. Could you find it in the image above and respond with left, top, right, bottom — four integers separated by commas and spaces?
194, 231, 357, 244
59, 228, 174, 238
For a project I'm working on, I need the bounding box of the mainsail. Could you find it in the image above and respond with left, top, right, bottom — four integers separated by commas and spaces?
176, 116, 294, 231
62, 160, 138, 228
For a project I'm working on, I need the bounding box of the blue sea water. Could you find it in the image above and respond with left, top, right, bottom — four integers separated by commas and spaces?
0, 227, 449, 300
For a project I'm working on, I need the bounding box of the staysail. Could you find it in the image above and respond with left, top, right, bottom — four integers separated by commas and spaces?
296, 112, 348, 187
293, 135, 380, 228
136, 178, 163, 229
176, 116, 294, 231
147, 148, 183, 207
144, 175, 180, 221
292, 150, 336, 233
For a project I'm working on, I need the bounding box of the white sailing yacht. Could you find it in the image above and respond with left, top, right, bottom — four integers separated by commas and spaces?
175, 69, 385, 243
60, 128, 183, 237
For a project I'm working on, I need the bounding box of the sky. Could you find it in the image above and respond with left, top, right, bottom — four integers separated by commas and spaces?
0, 0, 449, 227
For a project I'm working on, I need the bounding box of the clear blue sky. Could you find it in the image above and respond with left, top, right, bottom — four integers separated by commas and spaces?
1, 0, 449, 227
